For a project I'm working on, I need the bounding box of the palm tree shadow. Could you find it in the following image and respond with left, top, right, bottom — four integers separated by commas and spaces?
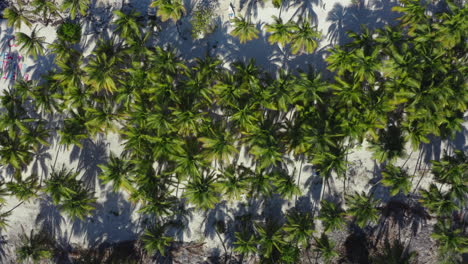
302, 165, 321, 206
239, 0, 266, 19
69, 137, 108, 192
71, 190, 138, 248
326, 0, 400, 46
31, 145, 52, 178
289, 0, 320, 25
35, 196, 66, 239
167, 199, 195, 241
202, 201, 228, 240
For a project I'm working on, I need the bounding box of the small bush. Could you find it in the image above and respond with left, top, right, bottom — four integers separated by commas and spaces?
57, 22, 82, 44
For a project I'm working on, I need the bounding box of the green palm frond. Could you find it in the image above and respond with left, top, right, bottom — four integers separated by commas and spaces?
16, 27, 46, 60
230, 16, 259, 43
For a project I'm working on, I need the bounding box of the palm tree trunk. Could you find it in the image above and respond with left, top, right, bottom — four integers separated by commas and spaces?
215, 229, 228, 263
411, 163, 428, 196
402, 149, 413, 168
295, 159, 304, 203
314, 177, 326, 215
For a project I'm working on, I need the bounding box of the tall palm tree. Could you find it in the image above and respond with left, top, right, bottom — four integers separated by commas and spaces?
113, 9, 142, 41
233, 231, 258, 260
84, 52, 120, 93
230, 16, 259, 44
61, 0, 90, 19
0, 133, 34, 170
314, 233, 339, 264
6, 174, 39, 201
264, 16, 294, 46
431, 220, 468, 263
141, 224, 173, 256
98, 153, 134, 192
346, 191, 380, 228
271, 170, 301, 200
290, 20, 321, 54
199, 129, 238, 166
150, 0, 186, 22
214, 165, 248, 201
44, 166, 96, 220
318, 200, 346, 232
282, 210, 314, 247
431, 150, 468, 203
59, 112, 88, 149
172, 139, 206, 179
16, 27, 46, 60
32, 0, 60, 26
184, 174, 220, 210
3, 3, 32, 30
381, 165, 412, 196
419, 184, 458, 218
43, 167, 78, 204
16, 228, 53, 264
368, 125, 407, 164
59, 186, 96, 220
255, 221, 285, 259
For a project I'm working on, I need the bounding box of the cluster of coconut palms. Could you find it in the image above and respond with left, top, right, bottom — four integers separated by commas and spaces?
0, 0, 466, 263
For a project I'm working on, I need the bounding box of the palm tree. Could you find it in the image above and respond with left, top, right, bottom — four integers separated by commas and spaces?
392, 0, 428, 35
3, 3, 32, 30
32, 0, 60, 26
43, 167, 78, 204
282, 210, 314, 247
61, 0, 90, 19
84, 102, 120, 136
84, 52, 120, 93
271, 170, 301, 200
16, 228, 53, 264
172, 139, 206, 179
6, 174, 39, 201
59, 112, 88, 149
16, 27, 46, 60
314, 233, 339, 264
44, 166, 96, 220
255, 221, 285, 259
141, 224, 173, 256
199, 129, 238, 166
0, 133, 34, 170
318, 200, 346, 232
150, 0, 186, 22
290, 19, 321, 55
230, 16, 259, 44
214, 165, 248, 201
431, 220, 468, 263
368, 125, 407, 164
431, 150, 468, 203
184, 174, 220, 210
113, 9, 142, 41
98, 152, 134, 192
346, 191, 380, 228
381, 165, 412, 196
264, 16, 294, 46
419, 184, 458, 218
233, 231, 258, 260
59, 186, 96, 220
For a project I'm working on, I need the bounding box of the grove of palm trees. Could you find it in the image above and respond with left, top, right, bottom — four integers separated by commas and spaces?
0, 0, 466, 263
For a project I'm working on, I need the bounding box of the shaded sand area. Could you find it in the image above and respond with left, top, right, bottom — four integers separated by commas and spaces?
0, 0, 466, 263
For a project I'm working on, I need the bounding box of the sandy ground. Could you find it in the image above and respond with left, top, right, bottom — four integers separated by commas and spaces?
0, 0, 466, 262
